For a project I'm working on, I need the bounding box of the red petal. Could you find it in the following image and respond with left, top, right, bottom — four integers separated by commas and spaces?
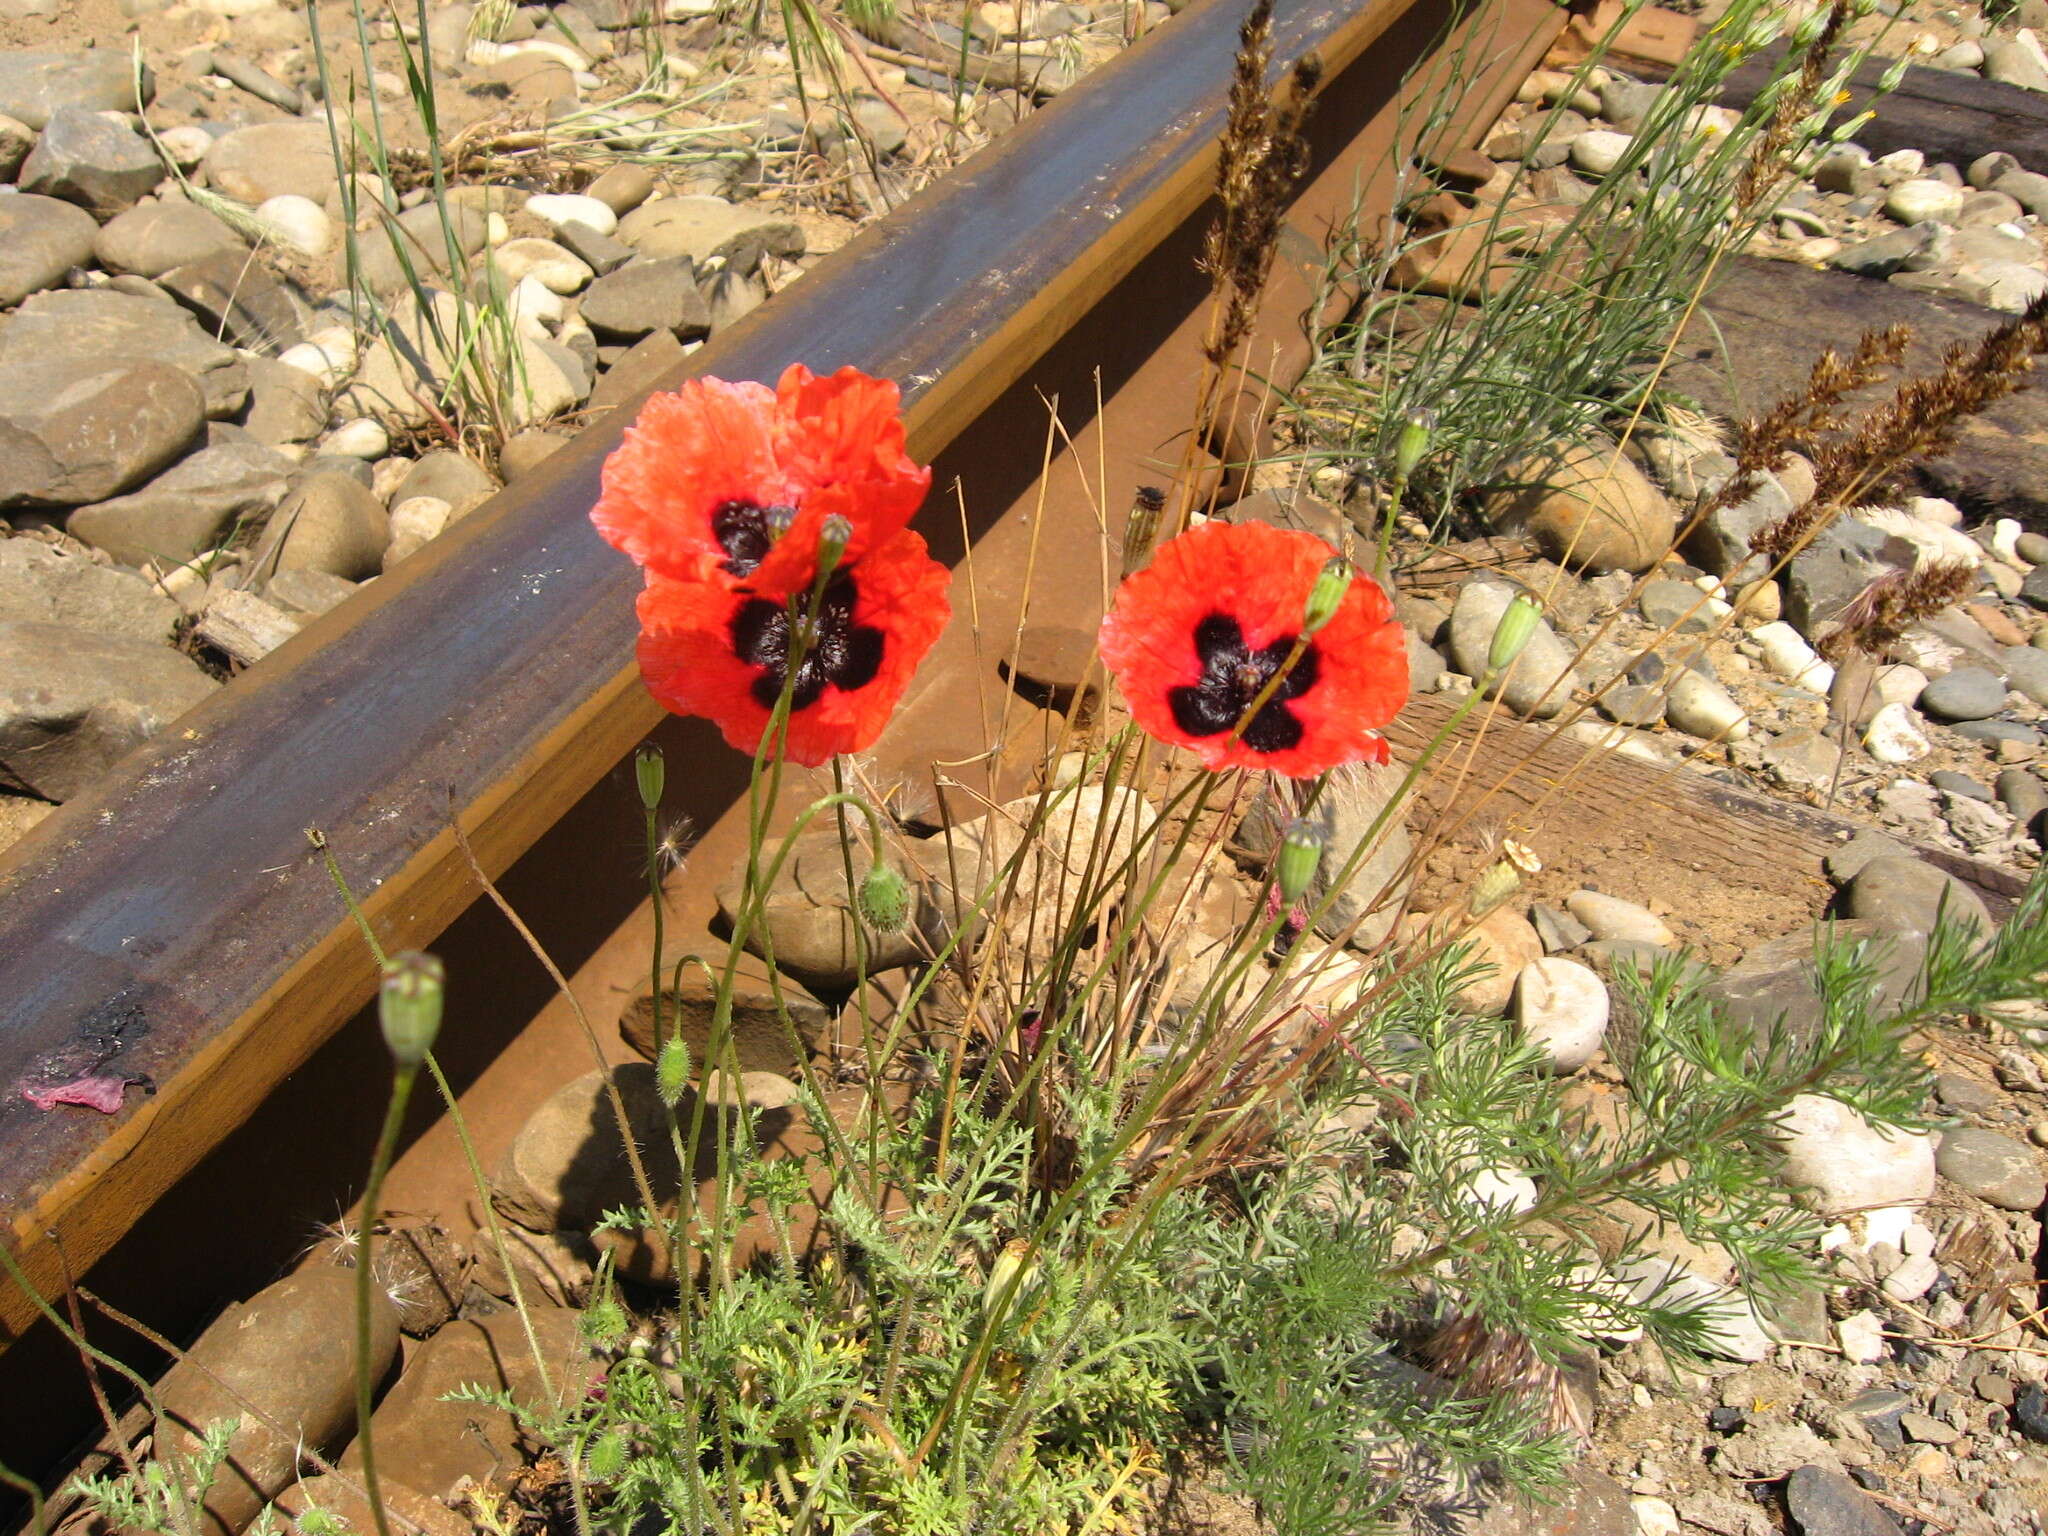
23, 1075, 134, 1113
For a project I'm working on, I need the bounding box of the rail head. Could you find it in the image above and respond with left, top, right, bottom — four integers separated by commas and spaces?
0, 0, 1544, 1345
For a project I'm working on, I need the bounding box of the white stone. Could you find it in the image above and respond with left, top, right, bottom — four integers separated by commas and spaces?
1993, 517, 2026, 564
1752, 621, 1834, 691
1874, 665, 1929, 707
256, 193, 331, 258
278, 327, 359, 388
1874, 148, 1925, 179
1564, 718, 1673, 764
1665, 670, 1750, 741
504, 37, 590, 71
1463, 1164, 1539, 1214
1610, 1256, 1774, 1361
1864, 701, 1932, 764
157, 124, 212, 170
489, 236, 592, 294
1861, 1205, 1918, 1252
1906, 495, 1962, 528
383, 494, 452, 570
1514, 957, 1609, 1072
1772, 1093, 1935, 1216
1565, 890, 1674, 947
1632, 1498, 1681, 1536
1884, 178, 1964, 224
524, 192, 617, 236
1882, 1252, 1940, 1302
505, 274, 564, 336
1570, 129, 1633, 176
322, 417, 389, 460
1836, 1310, 1886, 1362
1859, 506, 1982, 570
1975, 261, 2048, 314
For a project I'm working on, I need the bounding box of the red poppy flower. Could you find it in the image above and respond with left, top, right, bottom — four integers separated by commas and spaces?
634, 527, 952, 766
591, 363, 930, 599
1098, 519, 1408, 778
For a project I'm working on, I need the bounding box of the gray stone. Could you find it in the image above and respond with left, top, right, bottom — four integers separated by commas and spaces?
1448, 579, 1584, 718
2004, 645, 2048, 706
2023, 562, 2048, 611
706, 267, 766, 334
202, 119, 339, 207
0, 112, 31, 181
1761, 727, 1842, 793
69, 441, 294, 568
1842, 855, 1993, 939
1236, 761, 1414, 949
713, 827, 928, 988
94, 201, 246, 280
1664, 669, 1748, 741
1815, 151, 1881, 197
552, 217, 635, 276
0, 51, 151, 131
1970, 150, 2023, 190
264, 567, 358, 618
1684, 473, 1793, 578
0, 358, 205, 509
239, 357, 329, 448
0, 621, 217, 800
1704, 920, 1925, 1054
0, 194, 98, 307
0, 288, 246, 419
1785, 1465, 1903, 1536
498, 429, 570, 481
1784, 520, 1889, 636
18, 107, 162, 218
0, 540, 176, 641
1830, 221, 1947, 278
1596, 682, 1663, 725
577, 256, 710, 341
1994, 168, 2048, 220
1530, 902, 1592, 953
1936, 1126, 2047, 1210
616, 195, 805, 274
157, 249, 311, 353
1404, 630, 1446, 694
1951, 718, 2039, 745
587, 326, 685, 416
1596, 77, 1664, 131
1918, 665, 2007, 722
391, 450, 499, 520
1986, 37, 2048, 92
1930, 769, 1991, 802
249, 472, 391, 582
1639, 578, 1710, 633
1824, 830, 1909, 884
1996, 768, 2048, 826
357, 202, 492, 296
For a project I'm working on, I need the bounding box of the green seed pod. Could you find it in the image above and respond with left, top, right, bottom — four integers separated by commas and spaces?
857, 859, 911, 932
817, 513, 853, 576
1467, 858, 1522, 918
634, 744, 665, 811
586, 1429, 628, 1481
656, 1034, 692, 1108
983, 1241, 1040, 1319
379, 952, 444, 1068
1301, 557, 1352, 637
1487, 592, 1543, 675
1276, 818, 1324, 907
1393, 406, 1436, 481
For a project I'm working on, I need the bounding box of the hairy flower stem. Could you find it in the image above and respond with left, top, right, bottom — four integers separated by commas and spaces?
352, 1058, 418, 1536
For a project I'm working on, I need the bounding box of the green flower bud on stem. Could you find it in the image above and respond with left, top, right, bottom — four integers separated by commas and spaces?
656, 1034, 692, 1108
1467, 859, 1522, 918
1487, 592, 1543, 675
1393, 406, 1436, 482
379, 952, 444, 1067
1276, 818, 1323, 907
634, 745, 665, 811
1301, 557, 1351, 637
857, 859, 911, 932
817, 513, 853, 578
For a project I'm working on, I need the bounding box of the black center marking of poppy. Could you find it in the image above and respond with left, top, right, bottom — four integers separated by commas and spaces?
712, 498, 795, 578
1168, 612, 1319, 755
730, 575, 886, 712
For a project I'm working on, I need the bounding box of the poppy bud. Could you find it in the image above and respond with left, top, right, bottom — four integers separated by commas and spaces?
1301, 557, 1352, 637
817, 513, 853, 577
1467, 858, 1522, 917
586, 1429, 628, 1481
1487, 592, 1543, 675
1393, 407, 1436, 481
857, 859, 910, 932
634, 744, 664, 811
765, 503, 798, 539
1276, 817, 1323, 906
656, 1034, 692, 1108
379, 951, 443, 1068
984, 1241, 1040, 1319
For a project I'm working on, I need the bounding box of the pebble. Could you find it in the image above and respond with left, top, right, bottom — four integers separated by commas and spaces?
1753, 620, 1834, 691
525, 191, 620, 237
1884, 178, 1965, 224
1772, 1093, 1935, 1216
1843, 854, 1994, 939
0, 192, 99, 307
1664, 669, 1749, 741
255, 194, 332, 258
1936, 1126, 2047, 1211
1836, 1311, 1887, 1363
2004, 645, 2048, 707
1863, 702, 1932, 764
1512, 956, 1609, 1072
1563, 890, 1673, 947
1919, 665, 2008, 723
1569, 129, 1633, 175
1881, 1252, 1940, 1302
93, 201, 244, 280
324, 418, 390, 460
489, 236, 593, 294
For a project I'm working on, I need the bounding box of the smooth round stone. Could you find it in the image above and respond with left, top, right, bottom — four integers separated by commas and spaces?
1639, 578, 1710, 633
1972, 261, 2048, 312
1936, 1126, 2047, 1211
2005, 645, 2048, 706
323, 417, 389, 459
2019, 531, 2048, 565
1665, 669, 1749, 741
1564, 889, 1674, 947
93, 200, 244, 278
1930, 769, 1992, 802
277, 327, 358, 387
256, 193, 331, 258
1513, 956, 1609, 1072
156, 124, 212, 170
1752, 620, 1833, 690
1951, 718, 2040, 745
1569, 129, 1632, 175
1884, 178, 1965, 224
1844, 854, 1994, 938
1772, 1093, 1935, 1216
489, 236, 592, 294
1918, 665, 2008, 721
524, 192, 618, 236
1864, 701, 1932, 763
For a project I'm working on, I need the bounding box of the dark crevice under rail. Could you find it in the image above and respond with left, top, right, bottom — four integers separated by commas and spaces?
0, 0, 1564, 1422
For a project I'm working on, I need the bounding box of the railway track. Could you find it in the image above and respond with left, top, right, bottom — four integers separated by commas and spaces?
0, 0, 1569, 1482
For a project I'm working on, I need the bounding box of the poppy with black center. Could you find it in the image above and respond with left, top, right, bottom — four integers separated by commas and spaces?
591, 364, 929, 600
1099, 519, 1408, 778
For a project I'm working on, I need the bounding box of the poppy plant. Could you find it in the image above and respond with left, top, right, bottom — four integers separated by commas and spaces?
1098, 519, 1408, 778
591, 363, 931, 600
592, 365, 951, 767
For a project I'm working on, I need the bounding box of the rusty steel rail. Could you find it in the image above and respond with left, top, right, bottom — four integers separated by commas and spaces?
0, 0, 1569, 1382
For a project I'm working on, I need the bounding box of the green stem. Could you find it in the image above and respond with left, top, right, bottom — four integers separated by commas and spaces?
352, 1061, 419, 1536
